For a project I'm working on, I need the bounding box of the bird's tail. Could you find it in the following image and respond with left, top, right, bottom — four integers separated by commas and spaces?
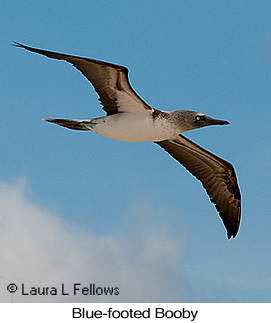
43, 118, 97, 131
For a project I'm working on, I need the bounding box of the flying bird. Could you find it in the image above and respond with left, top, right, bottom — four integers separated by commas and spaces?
15, 42, 241, 239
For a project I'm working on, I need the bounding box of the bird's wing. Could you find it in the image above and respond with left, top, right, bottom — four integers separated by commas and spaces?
156, 135, 241, 239
14, 42, 152, 115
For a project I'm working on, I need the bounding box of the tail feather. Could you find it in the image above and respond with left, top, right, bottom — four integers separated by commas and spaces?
43, 119, 95, 131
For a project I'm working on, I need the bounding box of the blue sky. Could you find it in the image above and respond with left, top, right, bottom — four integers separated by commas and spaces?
1, 0, 271, 302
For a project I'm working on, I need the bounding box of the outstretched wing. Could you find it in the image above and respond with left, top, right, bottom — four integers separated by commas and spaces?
14, 42, 152, 115
156, 135, 241, 239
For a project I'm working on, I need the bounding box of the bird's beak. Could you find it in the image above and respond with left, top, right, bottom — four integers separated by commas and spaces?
204, 116, 230, 126
192, 115, 230, 128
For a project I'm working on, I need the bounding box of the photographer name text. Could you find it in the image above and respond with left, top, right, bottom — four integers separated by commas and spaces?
7, 283, 119, 296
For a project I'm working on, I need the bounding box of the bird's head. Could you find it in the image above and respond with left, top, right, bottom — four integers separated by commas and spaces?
171, 110, 230, 132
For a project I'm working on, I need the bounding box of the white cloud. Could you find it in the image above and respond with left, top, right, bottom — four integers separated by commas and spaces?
0, 179, 191, 302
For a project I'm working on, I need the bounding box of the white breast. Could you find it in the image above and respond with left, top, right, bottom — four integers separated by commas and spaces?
91, 112, 176, 142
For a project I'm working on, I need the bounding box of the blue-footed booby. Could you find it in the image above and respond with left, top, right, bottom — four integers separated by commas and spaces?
15, 42, 241, 239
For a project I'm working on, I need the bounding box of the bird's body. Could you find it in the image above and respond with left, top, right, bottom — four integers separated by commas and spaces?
51, 110, 207, 142
80, 110, 174, 142
15, 42, 241, 239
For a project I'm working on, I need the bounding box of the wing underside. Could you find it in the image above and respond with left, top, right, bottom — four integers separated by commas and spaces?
156, 135, 241, 238
14, 42, 152, 115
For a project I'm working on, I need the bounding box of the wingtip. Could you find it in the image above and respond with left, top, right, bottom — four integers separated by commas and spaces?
13, 42, 35, 52
227, 206, 241, 240
13, 41, 24, 48
43, 118, 55, 123
227, 232, 235, 240
227, 228, 239, 239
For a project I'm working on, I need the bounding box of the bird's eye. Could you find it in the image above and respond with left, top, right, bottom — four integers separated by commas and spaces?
195, 115, 201, 121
